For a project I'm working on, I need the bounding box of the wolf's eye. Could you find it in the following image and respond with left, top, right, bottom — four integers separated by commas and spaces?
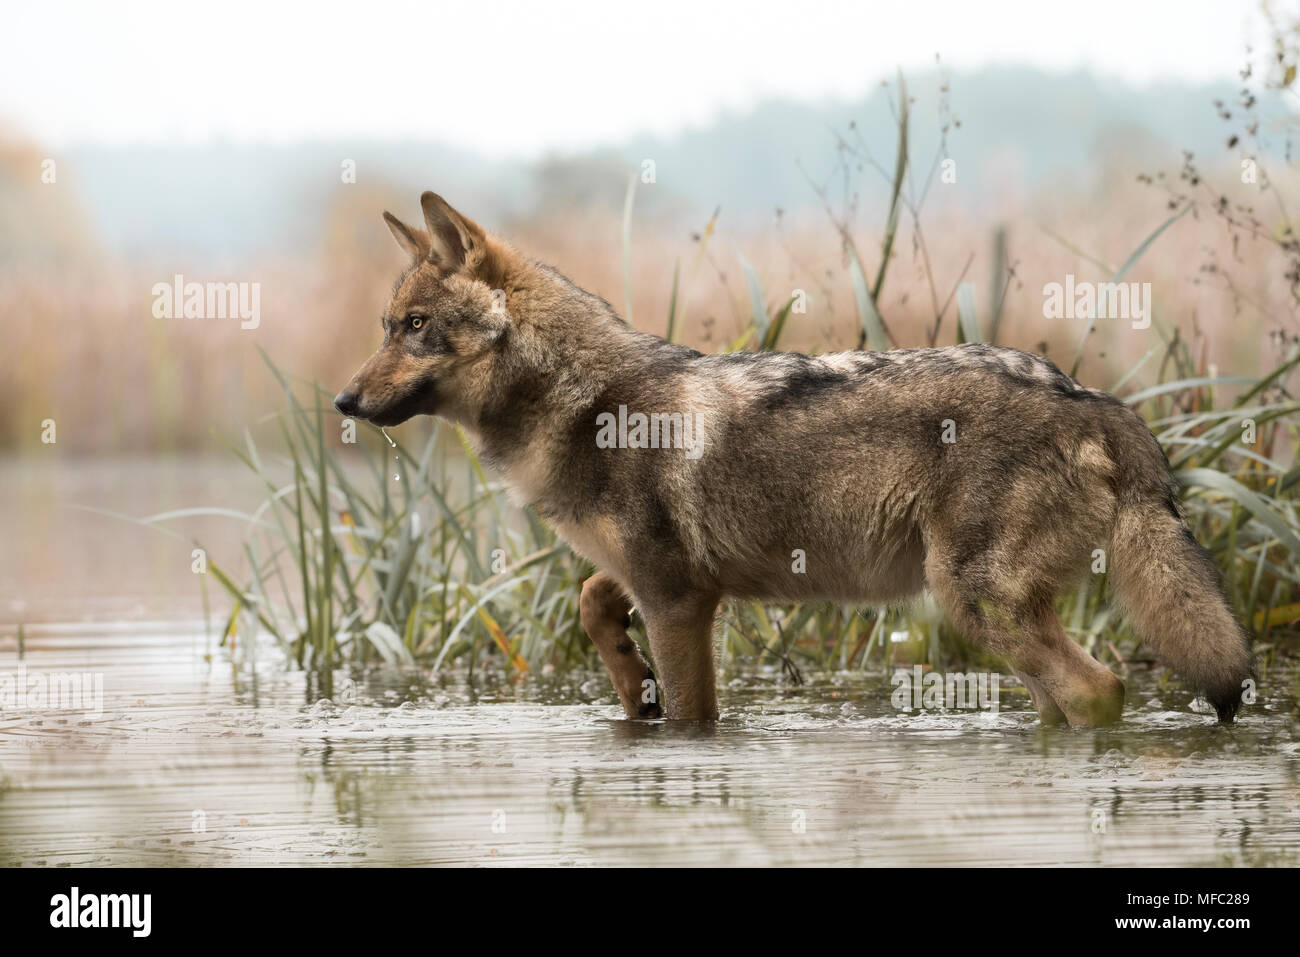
409, 316, 424, 330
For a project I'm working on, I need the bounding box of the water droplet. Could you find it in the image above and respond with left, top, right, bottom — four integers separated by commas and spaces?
382, 429, 401, 479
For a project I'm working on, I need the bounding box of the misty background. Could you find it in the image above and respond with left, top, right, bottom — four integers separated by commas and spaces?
9, 67, 1291, 261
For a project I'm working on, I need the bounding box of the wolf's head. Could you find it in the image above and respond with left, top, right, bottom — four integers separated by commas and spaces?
334, 192, 516, 427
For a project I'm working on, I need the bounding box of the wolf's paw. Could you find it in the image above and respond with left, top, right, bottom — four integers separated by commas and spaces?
635, 671, 663, 718
1063, 672, 1126, 727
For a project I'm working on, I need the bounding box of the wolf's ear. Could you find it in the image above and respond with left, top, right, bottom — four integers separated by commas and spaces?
383, 211, 430, 262
420, 191, 488, 273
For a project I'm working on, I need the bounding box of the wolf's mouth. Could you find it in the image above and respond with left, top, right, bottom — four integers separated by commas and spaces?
364, 408, 411, 427
360, 378, 438, 427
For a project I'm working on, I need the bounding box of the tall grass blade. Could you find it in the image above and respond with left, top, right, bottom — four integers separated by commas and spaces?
621, 171, 637, 325
956, 281, 982, 344
849, 251, 890, 352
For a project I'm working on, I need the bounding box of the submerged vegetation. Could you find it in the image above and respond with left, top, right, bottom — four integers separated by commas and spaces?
191, 74, 1300, 687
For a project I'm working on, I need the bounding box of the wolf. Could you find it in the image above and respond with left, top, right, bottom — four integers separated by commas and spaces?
335, 191, 1254, 726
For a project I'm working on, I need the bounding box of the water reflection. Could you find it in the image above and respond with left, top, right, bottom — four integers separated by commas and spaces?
1, 624, 1297, 866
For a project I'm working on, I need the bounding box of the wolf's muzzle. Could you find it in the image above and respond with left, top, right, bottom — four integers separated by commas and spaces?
333, 390, 361, 417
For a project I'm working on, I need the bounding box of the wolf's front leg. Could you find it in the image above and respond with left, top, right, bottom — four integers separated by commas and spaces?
638, 593, 721, 721
579, 573, 662, 718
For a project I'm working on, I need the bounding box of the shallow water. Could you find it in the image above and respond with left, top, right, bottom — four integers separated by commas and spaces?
2, 622, 1297, 867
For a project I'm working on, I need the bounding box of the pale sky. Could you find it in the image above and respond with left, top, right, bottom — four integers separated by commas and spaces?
1, 0, 1262, 155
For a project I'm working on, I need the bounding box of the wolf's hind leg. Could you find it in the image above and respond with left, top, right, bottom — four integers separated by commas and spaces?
579, 573, 662, 718
931, 571, 1123, 725
926, 524, 1125, 727
1013, 670, 1067, 725
1002, 608, 1125, 726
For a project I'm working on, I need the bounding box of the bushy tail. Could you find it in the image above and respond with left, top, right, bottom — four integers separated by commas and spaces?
1109, 500, 1254, 721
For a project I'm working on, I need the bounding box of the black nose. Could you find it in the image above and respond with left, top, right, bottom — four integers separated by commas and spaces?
333, 390, 360, 417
